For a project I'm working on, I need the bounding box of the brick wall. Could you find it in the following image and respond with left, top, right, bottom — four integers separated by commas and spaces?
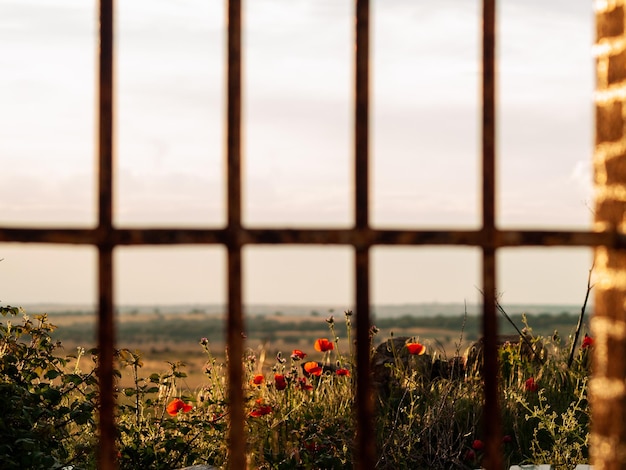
593, 1, 626, 469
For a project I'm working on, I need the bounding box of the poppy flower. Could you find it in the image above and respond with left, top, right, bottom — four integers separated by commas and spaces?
251, 374, 264, 386
249, 404, 272, 417
297, 377, 314, 391
406, 342, 426, 355
464, 449, 476, 461
582, 334, 594, 349
336, 368, 350, 376
166, 398, 193, 416
472, 439, 484, 450
305, 441, 322, 453
291, 349, 307, 360
274, 374, 287, 390
525, 377, 539, 392
314, 338, 334, 352
502, 435, 513, 444
304, 361, 323, 376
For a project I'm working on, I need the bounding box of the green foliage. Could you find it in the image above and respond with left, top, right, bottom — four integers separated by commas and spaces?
500, 328, 591, 468
374, 316, 592, 469
0, 307, 98, 469
376, 370, 484, 469
1, 305, 592, 469
115, 347, 229, 470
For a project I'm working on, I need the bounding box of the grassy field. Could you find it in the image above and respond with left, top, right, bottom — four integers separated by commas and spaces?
42, 308, 590, 389
2, 305, 592, 469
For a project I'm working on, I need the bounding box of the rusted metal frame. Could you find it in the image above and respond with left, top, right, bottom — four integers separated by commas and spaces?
354, 0, 376, 468
97, 247, 115, 470
97, 0, 117, 469
226, 0, 246, 468
0, 227, 623, 248
0, 0, 603, 468
481, 0, 503, 469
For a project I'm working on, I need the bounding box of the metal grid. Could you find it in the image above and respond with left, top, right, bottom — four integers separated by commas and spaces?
0, 1, 619, 469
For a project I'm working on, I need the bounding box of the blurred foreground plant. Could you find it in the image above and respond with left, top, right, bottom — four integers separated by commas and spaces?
0, 306, 98, 469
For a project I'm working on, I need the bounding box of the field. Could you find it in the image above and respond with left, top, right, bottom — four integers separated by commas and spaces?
1, 304, 592, 469
42, 307, 589, 389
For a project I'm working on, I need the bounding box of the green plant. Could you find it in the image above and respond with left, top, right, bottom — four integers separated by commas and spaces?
116, 344, 228, 470
0, 302, 594, 469
510, 379, 589, 469
0, 306, 98, 469
500, 327, 591, 469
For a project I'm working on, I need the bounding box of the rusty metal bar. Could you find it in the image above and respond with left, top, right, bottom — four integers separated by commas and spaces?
1, 226, 625, 248
481, 0, 502, 469
355, 247, 375, 468
226, 0, 246, 468
354, 0, 375, 468
97, 247, 116, 470
355, 0, 369, 231
96, 0, 117, 469
0, 2, 611, 468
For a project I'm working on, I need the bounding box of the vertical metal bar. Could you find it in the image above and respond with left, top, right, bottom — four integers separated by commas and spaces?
354, 0, 375, 468
97, 248, 116, 470
355, 248, 374, 469
226, 0, 246, 468
97, 1, 117, 469
355, 0, 369, 232
481, 0, 502, 469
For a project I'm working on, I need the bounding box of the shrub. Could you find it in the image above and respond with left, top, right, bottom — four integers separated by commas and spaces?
0, 306, 98, 469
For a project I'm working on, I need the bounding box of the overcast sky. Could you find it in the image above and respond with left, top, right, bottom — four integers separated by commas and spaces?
0, 0, 596, 307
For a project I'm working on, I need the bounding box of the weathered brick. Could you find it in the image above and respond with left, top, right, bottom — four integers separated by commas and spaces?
608, 48, 626, 84
596, 101, 624, 143
604, 154, 626, 184
607, 335, 626, 377
594, 286, 626, 320
597, 7, 625, 40
605, 249, 626, 270
596, 197, 626, 226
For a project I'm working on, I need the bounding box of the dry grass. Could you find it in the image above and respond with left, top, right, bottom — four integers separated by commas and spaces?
48, 311, 469, 389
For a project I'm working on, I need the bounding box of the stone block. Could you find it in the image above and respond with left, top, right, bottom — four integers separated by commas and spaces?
596, 101, 623, 143
608, 49, 626, 85
597, 7, 625, 40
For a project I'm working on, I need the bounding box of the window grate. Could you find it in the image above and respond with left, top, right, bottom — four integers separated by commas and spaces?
0, 1, 621, 469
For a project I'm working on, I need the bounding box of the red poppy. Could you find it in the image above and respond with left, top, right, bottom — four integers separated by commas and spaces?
305, 441, 322, 453
166, 398, 193, 416
336, 368, 350, 376
297, 377, 314, 391
274, 374, 287, 390
472, 439, 484, 450
291, 349, 307, 360
251, 374, 264, 386
304, 361, 323, 376
249, 404, 272, 417
406, 342, 426, 355
525, 377, 539, 392
502, 435, 513, 444
314, 338, 334, 352
582, 334, 594, 349
464, 449, 476, 461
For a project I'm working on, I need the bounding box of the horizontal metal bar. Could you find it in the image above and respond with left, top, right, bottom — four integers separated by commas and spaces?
0, 226, 619, 248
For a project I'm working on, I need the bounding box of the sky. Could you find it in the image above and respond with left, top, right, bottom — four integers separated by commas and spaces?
0, 0, 596, 308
